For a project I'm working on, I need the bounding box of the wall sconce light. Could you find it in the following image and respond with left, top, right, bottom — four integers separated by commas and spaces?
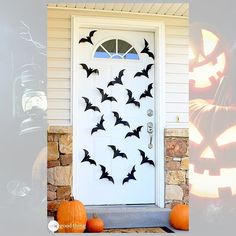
13, 64, 47, 135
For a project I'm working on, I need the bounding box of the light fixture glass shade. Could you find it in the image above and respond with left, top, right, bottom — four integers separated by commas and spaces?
22, 90, 47, 113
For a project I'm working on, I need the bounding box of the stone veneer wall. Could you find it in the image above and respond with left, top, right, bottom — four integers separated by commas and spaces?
47, 126, 73, 218
47, 126, 189, 216
164, 128, 189, 208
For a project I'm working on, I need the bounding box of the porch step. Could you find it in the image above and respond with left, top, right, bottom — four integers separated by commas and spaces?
85, 205, 171, 229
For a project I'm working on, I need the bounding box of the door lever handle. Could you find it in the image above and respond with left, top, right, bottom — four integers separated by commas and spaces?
148, 133, 153, 149
147, 122, 153, 149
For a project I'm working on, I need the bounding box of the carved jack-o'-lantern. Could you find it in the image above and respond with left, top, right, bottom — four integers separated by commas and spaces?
189, 99, 236, 198
190, 27, 227, 99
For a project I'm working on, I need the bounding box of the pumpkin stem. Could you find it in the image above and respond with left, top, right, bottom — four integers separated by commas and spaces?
69, 195, 75, 201
92, 213, 98, 218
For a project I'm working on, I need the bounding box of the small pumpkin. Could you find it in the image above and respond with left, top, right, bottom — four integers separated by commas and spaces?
169, 204, 189, 230
57, 196, 87, 233
86, 213, 104, 233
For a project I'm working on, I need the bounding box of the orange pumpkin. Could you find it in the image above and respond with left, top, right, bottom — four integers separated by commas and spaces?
86, 213, 104, 233
57, 196, 87, 233
169, 204, 189, 230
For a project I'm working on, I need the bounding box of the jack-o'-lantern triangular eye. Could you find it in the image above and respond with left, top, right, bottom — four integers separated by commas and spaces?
189, 122, 203, 144
201, 29, 219, 56
216, 125, 236, 146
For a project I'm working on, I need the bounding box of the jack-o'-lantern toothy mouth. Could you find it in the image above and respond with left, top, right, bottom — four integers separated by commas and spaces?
190, 53, 226, 88
190, 164, 236, 198
189, 29, 227, 89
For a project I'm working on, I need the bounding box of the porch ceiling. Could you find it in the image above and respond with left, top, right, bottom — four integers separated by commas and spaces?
47, 3, 188, 18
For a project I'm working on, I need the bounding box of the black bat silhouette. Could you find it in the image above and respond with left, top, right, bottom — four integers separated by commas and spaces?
79, 30, 97, 45
126, 89, 140, 107
99, 164, 114, 184
125, 126, 143, 139
140, 39, 155, 60
122, 165, 136, 185
134, 64, 154, 79
107, 69, 125, 87
138, 149, 155, 167
80, 63, 99, 78
91, 115, 106, 135
139, 83, 153, 99
82, 97, 100, 112
97, 88, 117, 103
108, 145, 128, 159
81, 149, 97, 166
112, 111, 130, 128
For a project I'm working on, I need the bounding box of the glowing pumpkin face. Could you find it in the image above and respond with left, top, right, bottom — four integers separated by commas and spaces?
189, 99, 236, 198
190, 27, 227, 99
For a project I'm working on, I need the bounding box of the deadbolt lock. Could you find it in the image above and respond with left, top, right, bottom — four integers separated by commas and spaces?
147, 109, 153, 117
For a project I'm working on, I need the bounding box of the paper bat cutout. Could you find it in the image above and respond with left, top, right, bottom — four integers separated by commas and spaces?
112, 111, 130, 128
81, 149, 97, 166
125, 126, 143, 139
91, 115, 106, 135
139, 83, 153, 99
108, 145, 128, 159
140, 39, 155, 60
99, 164, 114, 184
122, 165, 136, 185
107, 69, 125, 87
134, 64, 154, 79
79, 30, 97, 45
126, 89, 140, 107
80, 63, 99, 78
97, 88, 117, 103
82, 97, 100, 112
138, 149, 155, 167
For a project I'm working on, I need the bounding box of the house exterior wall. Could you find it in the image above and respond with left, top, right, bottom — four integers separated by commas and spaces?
47, 8, 189, 127
164, 128, 189, 208
47, 126, 189, 216
47, 126, 72, 217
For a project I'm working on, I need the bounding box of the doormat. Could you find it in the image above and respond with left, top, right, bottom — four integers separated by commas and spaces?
103, 226, 174, 233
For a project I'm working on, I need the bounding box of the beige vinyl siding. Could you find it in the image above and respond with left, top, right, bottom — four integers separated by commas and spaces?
47, 8, 189, 127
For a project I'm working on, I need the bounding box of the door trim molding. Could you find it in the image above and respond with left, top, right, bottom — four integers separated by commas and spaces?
72, 15, 165, 208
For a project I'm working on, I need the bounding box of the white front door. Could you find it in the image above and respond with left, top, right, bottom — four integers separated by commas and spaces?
73, 25, 158, 205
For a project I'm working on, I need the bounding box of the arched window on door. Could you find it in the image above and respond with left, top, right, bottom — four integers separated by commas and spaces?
94, 39, 139, 60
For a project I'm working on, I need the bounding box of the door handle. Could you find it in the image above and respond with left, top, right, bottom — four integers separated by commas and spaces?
147, 122, 153, 149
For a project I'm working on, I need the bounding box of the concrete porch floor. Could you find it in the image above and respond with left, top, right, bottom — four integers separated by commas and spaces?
103, 227, 173, 233
86, 205, 174, 230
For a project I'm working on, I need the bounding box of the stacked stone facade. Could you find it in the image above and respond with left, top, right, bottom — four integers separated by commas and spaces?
47, 126, 73, 217
164, 128, 189, 208
47, 126, 189, 216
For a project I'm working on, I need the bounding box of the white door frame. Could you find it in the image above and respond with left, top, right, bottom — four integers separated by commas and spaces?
72, 15, 166, 208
